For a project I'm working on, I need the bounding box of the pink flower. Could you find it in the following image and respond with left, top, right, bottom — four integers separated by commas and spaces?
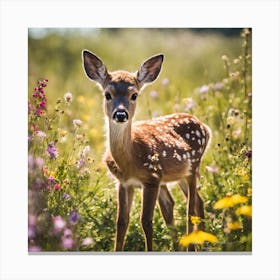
150, 90, 158, 99
161, 78, 169, 86
206, 165, 218, 173
199, 85, 209, 94
82, 237, 93, 246
54, 183, 60, 190
53, 216, 66, 233
61, 236, 74, 249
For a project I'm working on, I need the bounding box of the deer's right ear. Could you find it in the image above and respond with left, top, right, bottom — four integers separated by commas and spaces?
82, 50, 109, 87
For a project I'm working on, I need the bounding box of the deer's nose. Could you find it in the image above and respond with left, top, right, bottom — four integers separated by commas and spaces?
113, 110, 129, 123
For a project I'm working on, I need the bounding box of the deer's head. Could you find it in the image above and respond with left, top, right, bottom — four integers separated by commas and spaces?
82, 50, 164, 123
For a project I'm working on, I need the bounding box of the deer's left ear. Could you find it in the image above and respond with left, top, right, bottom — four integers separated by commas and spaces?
136, 54, 164, 88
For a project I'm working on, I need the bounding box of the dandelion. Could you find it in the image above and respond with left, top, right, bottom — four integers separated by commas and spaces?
214, 194, 248, 209
73, 119, 83, 128
235, 205, 252, 217
199, 85, 209, 94
179, 230, 218, 247
227, 221, 242, 231
69, 210, 80, 224
64, 92, 73, 103
191, 216, 201, 225
46, 142, 58, 159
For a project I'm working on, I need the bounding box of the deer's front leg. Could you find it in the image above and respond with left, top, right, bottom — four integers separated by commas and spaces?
141, 182, 160, 251
115, 183, 133, 251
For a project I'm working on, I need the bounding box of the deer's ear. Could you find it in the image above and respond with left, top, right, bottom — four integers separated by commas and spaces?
136, 54, 164, 88
82, 50, 109, 87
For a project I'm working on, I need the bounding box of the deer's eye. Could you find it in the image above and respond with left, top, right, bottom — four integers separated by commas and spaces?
131, 93, 138, 101
105, 92, 112, 100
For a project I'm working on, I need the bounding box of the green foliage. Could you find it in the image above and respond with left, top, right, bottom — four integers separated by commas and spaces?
28, 28, 252, 252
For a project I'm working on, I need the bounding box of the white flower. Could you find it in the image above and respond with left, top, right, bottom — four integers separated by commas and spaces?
64, 92, 73, 103
73, 119, 83, 128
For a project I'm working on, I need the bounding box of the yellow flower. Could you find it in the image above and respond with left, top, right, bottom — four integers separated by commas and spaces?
227, 221, 242, 231
191, 216, 201, 225
179, 230, 218, 247
77, 95, 85, 104
247, 188, 252, 197
235, 167, 249, 180
214, 194, 248, 209
59, 129, 68, 137
235, 205, 252, 217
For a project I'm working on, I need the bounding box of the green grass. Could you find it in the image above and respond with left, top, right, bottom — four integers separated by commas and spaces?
28, 28, 252, 252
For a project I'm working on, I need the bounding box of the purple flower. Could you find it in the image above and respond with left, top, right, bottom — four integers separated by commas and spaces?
161, 78, 170, 86
28, 226, 36, 239
150, 90, 158, 99
47, 142, 58, 159
214, 82, 223, 90
199, 85, 209, 94
69, 210, 80, 224
77, 159, 85, 169
63, 193, 71, 200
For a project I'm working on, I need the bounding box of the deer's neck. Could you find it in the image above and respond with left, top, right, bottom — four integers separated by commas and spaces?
108, 120, 132, 170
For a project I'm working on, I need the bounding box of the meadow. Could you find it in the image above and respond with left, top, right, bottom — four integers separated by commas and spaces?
28, 28, 252, 252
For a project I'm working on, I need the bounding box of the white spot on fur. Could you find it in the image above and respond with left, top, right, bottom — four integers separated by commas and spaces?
196, 130, 201, 137
162, 150, 167, 157
186, 133, 190, 139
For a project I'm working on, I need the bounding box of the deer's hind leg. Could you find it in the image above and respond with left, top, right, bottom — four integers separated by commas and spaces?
158, 184, 178, 251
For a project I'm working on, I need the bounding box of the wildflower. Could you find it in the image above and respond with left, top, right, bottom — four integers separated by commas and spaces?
214, 82, 223, 90
179, 230, 218, 247
235, 205, 252, 217
35, 157, 44, 168
35, 130, 46, 140
54, 183, 60, 191
63, 193, 71, 200
69, 210, 80, 224
48, 176, 55, 184
183, 97, 195, 111
46, 142, 58, 159
221, 55, 228, 61
199, 85, 209, 94
64, 92, 73, 103
150, 90, 158, 99
61, 236, 74, 249
233, 129, 242, 139
161, 78, 169, 86
244, 148, 252, 160
214, 194, 248, 209
235, 168, 249, 180
227, 221, 242, 231
205, 165, 218, 174
82, 237, 94, 246
191, 216, 201, 225
53, 216, 66, 233
28, 245, 41, 252
80, 145, 90, 158
76, 159, 85, 169
73, 119, 83, 128
63, 228, 72, 237
28, 225, 36, 239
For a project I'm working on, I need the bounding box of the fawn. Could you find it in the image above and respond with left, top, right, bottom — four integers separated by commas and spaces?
82, 50, 211, 251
